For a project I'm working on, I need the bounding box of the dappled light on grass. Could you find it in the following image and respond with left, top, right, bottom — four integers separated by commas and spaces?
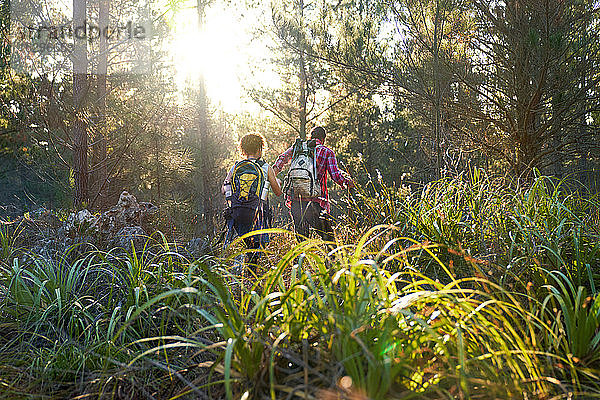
140, 225, 597, 399
1, 173, 599, 398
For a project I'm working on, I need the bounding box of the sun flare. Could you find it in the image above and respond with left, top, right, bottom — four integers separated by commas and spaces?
170, 4, 244, 112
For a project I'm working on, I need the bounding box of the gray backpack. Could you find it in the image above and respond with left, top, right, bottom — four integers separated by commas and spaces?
283, 138, 322, 199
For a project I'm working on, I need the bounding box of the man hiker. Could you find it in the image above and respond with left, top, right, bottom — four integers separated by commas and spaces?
222, 133, 282, 269
273, 126, 354, 242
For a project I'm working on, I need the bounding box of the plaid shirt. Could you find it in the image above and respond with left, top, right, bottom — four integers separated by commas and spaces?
273, 139, 351, 212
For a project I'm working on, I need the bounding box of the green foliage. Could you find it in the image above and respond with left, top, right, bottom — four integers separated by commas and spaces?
173, 227, 594, 399
345, 169, 600, 283
326, 92, 422, 186
1, 173, 600, 398
542, 270, 600, 367
0, 234, 213, 397
0, 0, 9, 73
0, 221, 24, 265
1, 248, 99, 337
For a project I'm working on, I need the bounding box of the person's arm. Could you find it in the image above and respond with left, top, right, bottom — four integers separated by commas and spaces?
325, 150, 354, 188
267, 166, 283, 196
272, 147, 294, 175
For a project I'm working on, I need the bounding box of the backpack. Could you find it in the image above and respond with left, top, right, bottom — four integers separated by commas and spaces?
283, 138, 322, 199
229, 159, 270, 225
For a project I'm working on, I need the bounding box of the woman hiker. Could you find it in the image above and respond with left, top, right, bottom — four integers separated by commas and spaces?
222, 133, 282, 271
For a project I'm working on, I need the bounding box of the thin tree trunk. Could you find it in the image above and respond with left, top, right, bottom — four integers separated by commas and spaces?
73, 0, 89, 208
551, 97, 562, 178
92, 0, 109, 209
196, 0, 214, 235
578, 61, 588, 187
298, 0, 307, 139
433, 0, 442, 179
155, 131, 161, 203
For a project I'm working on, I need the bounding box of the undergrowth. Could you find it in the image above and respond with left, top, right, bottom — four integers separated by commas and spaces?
0, 171, 598, 399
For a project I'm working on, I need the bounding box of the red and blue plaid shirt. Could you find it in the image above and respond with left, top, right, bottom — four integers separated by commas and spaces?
273, 139, 351, 212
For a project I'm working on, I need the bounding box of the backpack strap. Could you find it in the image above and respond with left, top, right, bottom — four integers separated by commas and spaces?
313, 143, 323, 184
291, 138, 303, 159
248, 158, 270, 201
255, 159, 270, 201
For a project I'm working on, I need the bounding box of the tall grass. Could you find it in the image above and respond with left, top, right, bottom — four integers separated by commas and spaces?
345, 169, 600, 285
0, 233, 217, 398
181, 227, 598, 399
0, 173, 599, 398
0, 220, 24, 266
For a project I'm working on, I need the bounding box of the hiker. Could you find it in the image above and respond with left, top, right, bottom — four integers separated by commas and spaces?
273, 126, 354, 242
222, 133, 282, 268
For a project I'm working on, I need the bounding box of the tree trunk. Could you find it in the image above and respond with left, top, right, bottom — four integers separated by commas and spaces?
73, 0, 89, 208
551, 95, 563, 178
197, 79, 214, 235
196, 0, 214, 235
578, 65, 589, 187
433, 0, 442, 179
298, 0, 307, 139
154, 130, 161, 203
91, 0, 109, 210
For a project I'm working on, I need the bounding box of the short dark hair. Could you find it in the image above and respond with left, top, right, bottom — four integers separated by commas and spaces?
239, 133, 265, 156
310, 126, 326, 142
